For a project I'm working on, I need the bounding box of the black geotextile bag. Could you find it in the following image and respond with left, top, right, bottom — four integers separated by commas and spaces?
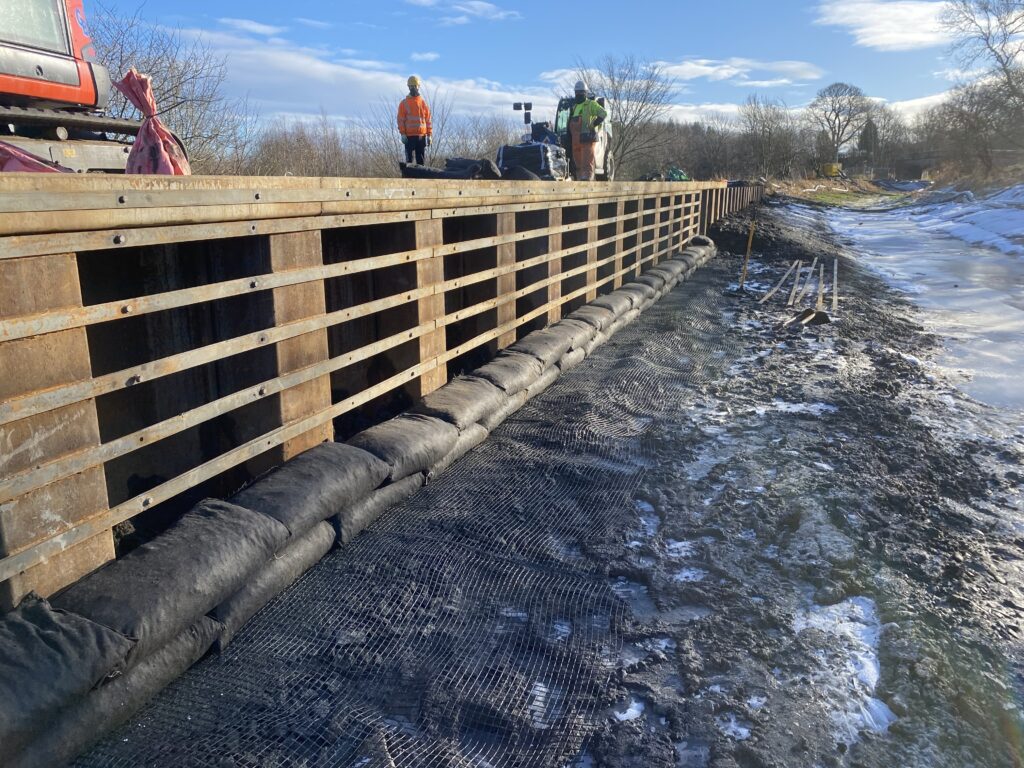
0, 595, 134, 759
231, 441, 390, 537
53, 499, 288, 665
551, 318, 597, 349
527, 365, 560, 399
333, 472, 425, 544
446, 157, 502, 179
347, 413, 459, 482
508, 326, 576, 368
566, 304, 616, 332
479, 389, 528, 431
632, 273, 666, 291
428, 423, 489, 481
209, 522, 335, 650
496, 142, 568, 181
10, 617, 221, 768
473, 350, 544, 395
410, 375, 508, 431
592, 292, 633, 317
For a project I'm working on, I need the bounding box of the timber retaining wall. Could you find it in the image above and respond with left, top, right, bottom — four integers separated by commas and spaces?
0, 175, 762, 604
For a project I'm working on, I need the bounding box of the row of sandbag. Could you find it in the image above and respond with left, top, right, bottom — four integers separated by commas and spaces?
0, 236, 717, 767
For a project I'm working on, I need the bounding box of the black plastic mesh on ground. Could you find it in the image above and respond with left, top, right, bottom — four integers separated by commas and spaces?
77, 263, 731, 768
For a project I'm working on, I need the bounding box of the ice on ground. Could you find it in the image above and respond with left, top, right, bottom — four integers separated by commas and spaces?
673, 567, 708, 583
549, 620, 572, 643
612, 696, 646, 721
755, 400, 838, 417
665, 539, 697, 558
716, 713, 752, 740
794, 596, 898, 745
527, 681, 563, 729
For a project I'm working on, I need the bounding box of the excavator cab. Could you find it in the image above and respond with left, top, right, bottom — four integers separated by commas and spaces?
0, 0, 138, 171
554, 95, 614, 181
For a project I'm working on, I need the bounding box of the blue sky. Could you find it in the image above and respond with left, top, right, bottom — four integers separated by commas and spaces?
95, 0, 963, 123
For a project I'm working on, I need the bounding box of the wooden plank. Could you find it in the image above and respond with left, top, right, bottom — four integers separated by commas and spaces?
585, 203, 599, 302
414, 218, 447, 398
495, 212, 517, 349
546, 208, 562, 324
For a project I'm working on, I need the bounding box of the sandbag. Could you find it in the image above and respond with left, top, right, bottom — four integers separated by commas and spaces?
0, 595, 133, 759
10, 617, 220, 768
526, 365, 559, 399
632, 274, 665, 291
558, 347, 586, 373
479, 389, 528, 431
53, 499, 287, 665
591, 293, 632, 317
333, 472, 426, 544
619, 283, 656, 302
231, 442, 390, 537
566, 304, 616, 332
473, 350, 544, 394
582, 330, 609, 356
689, 235, 714, 248
551, 318, 596, 350
427, 423, 489, 481
507, 327, 575, 368
348, 413, 459, 482
410, 375, 507, 430
209, 522, 334, 651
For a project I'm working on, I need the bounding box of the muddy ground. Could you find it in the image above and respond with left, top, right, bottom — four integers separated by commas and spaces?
80, 203, 1024, 768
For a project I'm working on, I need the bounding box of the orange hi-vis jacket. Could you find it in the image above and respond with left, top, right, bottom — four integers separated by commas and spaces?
397, 95, 432, 137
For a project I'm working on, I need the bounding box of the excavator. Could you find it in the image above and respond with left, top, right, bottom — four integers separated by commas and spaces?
0, 0, 154, 172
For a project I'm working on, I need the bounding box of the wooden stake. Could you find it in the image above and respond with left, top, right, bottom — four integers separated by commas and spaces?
795, 256, 818, 304
832, 258, 839, 312
786, 259, 803, 306
758, 260, 798, 305
739, 218, 755, 289
816, 262, 826, 310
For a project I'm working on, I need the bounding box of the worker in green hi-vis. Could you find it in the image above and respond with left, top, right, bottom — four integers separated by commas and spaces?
569, 80, 607, 181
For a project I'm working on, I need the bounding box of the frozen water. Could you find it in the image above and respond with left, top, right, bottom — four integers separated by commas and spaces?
673, 567, 708, 583
716, 713, 752, 740
794, 596, 897, 745
612, 696, 646, 721
665, 539, 697, 558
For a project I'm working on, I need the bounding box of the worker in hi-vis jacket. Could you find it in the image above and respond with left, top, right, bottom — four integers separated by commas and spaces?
569, 80, 607, 181
398, 76, 432, 165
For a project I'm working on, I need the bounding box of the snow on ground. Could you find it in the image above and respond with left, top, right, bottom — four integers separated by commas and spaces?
908, 184, 1024, 257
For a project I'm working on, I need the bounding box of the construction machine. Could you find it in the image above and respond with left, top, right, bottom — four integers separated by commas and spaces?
0, 0, 154, 172
512, 91, 615, 181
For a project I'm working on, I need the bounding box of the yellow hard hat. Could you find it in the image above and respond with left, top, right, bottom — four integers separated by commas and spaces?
408, 75, 421, 88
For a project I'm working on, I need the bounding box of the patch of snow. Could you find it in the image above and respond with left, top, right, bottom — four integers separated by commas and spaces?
665, 539, 697, 558
755, 400, 838, 417
793, 596, 898, 745
717, 713, 752, 740
613, 696, 646, 721
673, 567, 708, 583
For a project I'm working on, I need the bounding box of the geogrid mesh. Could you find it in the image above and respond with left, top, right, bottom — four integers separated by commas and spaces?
77, 260, 729, 768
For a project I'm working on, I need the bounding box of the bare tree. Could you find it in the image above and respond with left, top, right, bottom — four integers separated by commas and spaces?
576, 55, 676, 179
806, 82, 872, 163
90, 2, 256, 172
738, 95, 800, 177
943, 0, 1024, 112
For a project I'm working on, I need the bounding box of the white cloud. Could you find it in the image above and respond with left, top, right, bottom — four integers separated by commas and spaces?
933, 66, 985, 81
815, 1, 952, 51
178, 26, 554, 122
412, 51, 441, 62
736, 78, 794, 88
666, 102, 743, 123
658, 57, 824, 85
440, 15, 471, 25
218, 17, 287, 36
294, 17, 332, 29
405, 0, 440, 5
451, 1, 521, 20
887, 90, 950, 117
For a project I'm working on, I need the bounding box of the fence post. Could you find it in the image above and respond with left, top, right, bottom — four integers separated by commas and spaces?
585, 202, 599, 302
267, 231, 334, 460
547, 207, 563, 324
496, 212, 517, 348
0, 253, 114, 609
414, 218, 447, 397
613, 198, 626, 288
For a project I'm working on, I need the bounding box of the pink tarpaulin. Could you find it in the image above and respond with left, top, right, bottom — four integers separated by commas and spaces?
0, 140, 74, 173
114, 68, 191, 175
